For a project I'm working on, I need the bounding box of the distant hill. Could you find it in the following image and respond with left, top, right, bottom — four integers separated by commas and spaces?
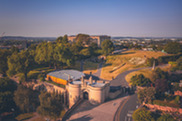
1, 36, 56, 41
111, 36, 182, 40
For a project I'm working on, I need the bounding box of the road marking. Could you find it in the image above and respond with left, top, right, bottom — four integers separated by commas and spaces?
116, 96, 131, 121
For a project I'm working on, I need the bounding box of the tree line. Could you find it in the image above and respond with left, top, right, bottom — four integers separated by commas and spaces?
0, 34, 114, 82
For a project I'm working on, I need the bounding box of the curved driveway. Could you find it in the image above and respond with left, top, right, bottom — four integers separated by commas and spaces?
113, 64, 168, 121
110, 64, 168, 87
110, 67, 150, 87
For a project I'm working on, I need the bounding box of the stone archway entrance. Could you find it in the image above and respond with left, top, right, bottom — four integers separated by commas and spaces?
83, 91, 89, 100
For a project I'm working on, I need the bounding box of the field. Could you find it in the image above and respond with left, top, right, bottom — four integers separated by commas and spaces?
100, 50, 167, 80
125, 64, 171, 85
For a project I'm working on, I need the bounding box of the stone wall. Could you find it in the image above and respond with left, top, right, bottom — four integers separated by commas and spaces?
109, 90, 122, 99
144, 103, 182, 114
33, 82, 66, 94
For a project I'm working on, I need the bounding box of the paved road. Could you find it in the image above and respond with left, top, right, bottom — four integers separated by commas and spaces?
110, 64, 168, 87
110, 67, 150, 87
113, 64, 168, 121
68, 96, 129, 121
115, 94, 138, 121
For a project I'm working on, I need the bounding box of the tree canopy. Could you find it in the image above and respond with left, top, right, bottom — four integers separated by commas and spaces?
14, 85, 39, 113
131, 74, 152, 87
137, 87, 156, 104
7, 50, 34, 81
37, 91, 63, 120
0, 49, 11, 76
56, 35, 68, 44
157, 114, 175, 121
101, 39, 114, 56
164, 41, 182, 54
76, 34, 91, 46
132, 108, 155, 121
0, 78, 17, 114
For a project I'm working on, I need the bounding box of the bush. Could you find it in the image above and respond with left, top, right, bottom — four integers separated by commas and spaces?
158, 53, 182, 64
131, 74, 152, 87
38, 74, 45, 82
132, 108, 155, 121
153, 100, 180, 108
157, 114, 175, 121
174, 96, 180, 105
15, 113, 34, 121
17, 73, 25, 82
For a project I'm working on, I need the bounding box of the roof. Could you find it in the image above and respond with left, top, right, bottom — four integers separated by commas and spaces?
47, 70, 85, 81
91, 83, 105, 87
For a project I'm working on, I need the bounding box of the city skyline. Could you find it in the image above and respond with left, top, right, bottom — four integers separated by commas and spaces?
0, 0, 182, 37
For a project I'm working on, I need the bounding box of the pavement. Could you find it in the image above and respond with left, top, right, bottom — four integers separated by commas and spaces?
67, 96, 129, 121
114, 94, 139, 121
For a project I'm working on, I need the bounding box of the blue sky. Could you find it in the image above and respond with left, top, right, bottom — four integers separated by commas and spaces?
0, 0, 182, 37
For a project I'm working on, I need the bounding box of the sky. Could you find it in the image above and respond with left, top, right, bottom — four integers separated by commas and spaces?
0, 0, 182, 37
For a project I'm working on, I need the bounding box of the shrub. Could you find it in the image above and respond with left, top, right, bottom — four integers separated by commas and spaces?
153, 100, 180, 108
157, 114, 175, 121
132, 108, 155, 121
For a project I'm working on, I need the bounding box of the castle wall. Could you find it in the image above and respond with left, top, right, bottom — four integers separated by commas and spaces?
88, 85, 105, 104
68, 83, 81, 108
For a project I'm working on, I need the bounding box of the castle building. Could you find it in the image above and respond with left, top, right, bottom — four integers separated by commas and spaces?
46, 70, 85, 85
67, 35, 111, 47
46, 70, 110, 108
67, 76, 110, 108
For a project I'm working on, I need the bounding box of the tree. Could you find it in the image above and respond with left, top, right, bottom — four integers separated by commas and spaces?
80, 48, 92, 59
7, 50, 34, 81
155, 79, 169, 93
37, 91, 63, 120
56, 35, 68, 44
35, 42, 74, 69
131, 74, 152, 87
176, 56, 182, 70
157, 114, 175, 121
0, 49, 11, 76
10, 46, 19, 54
0, 78, 16, 114
76, 34, 91, 46
146, 57, 158, 67
14, 86, 38, 113
132, 108, 155, 121
35, 42, 49, 66
70, 43, 83, 60
154, 68, 168, 80
137, 87, 156, 104
164, 41, 182, 54
54, 43, 74, 69
101, 39, 114, 56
